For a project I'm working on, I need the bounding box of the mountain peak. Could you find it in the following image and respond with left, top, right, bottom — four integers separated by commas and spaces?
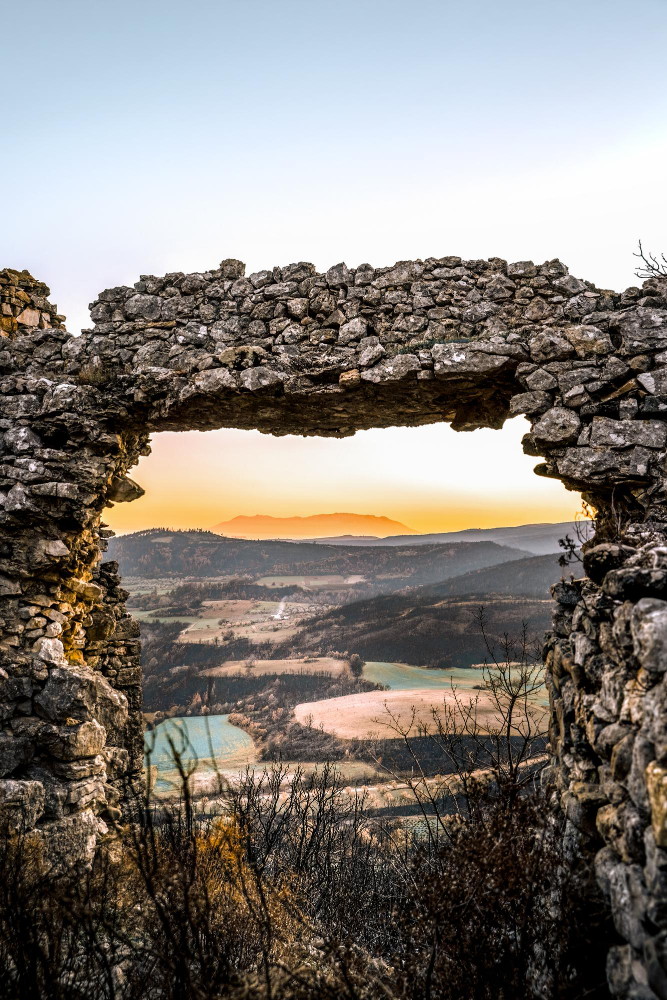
210, 512, 416, 540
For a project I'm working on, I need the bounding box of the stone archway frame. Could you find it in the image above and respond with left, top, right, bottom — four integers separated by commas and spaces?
2, 257, 667, 997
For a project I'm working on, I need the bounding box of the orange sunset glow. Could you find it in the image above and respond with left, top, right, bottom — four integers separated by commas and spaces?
105, 416, 581, 536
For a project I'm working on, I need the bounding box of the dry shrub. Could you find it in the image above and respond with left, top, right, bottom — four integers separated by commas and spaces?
0, 776, 612, 1000
0, 618, 613, 999
392, 796, 613, 1000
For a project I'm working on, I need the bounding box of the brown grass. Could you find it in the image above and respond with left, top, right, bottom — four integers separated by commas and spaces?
201, 657, 348, 678
293, 686, 500, 739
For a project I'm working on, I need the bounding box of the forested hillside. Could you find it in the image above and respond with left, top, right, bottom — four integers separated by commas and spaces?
306, 520, 590, 554
107, 529, 533, 590
428, 553, 565, 598
278, 591, 553, 668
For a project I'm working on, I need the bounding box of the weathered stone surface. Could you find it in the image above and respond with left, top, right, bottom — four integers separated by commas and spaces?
361, 354, 421, 382
631, 600, 667, 673
0, 735, 34, 777
564, 324, 614, 358
45, 720, 107, 761
532, 406, 581, 444
33, 809, 100, 873
0, 779, 44, 833
239, 367, 285, 391
509, 391, 553, 416
3, 260, 667, 997
590, 417, 667, 450
557, 446, 654, 482
647, 762, 667, 848
34, 637, 67, 665
432, 343, 510, 376
107, 475, 145, 503
583, 543, 637, 584
528, 330, 574, 363
35, 666, 127, 728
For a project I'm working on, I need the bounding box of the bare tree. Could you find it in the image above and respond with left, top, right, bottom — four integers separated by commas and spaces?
558, 500, 596, 567
372, 605, 549, 843
634, 239, 667, 279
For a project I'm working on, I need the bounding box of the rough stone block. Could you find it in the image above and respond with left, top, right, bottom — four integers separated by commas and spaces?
647, 762, 667, 848
35, 666, 127, 729
632, 600, 667, 673
532, 406, 581, 443
432, 343, 510, 376
0, 779, 44, 833
590, 417, 667, 450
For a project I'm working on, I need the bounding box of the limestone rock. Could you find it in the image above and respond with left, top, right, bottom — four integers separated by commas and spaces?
638, 369, 667, 396
0, 734, 34, 777
44, 720, 107, 761
339, 317, 367, 344
0, 779, 44, 833
647, 762, 667, 849
532, 406, 581, 444
361, 354, 420, 382
631, 599, 667, 673
564, 324, 613, 358
358, 342, 385, 367
339, 369, 361, 388
240, 367, 285, 391
107, 475, 145, 503
34, 637, 66, 665
124, 294, 163, 321
509, 391, 553, 416
557, 446, 653, 482
432, 343, 510, 377
583, 544, 637, 584
0, 575, 21, 596
527, 330, 575, 363
35, 666, 127, 728
590, 417, 667, 450
33, 809, 100, 872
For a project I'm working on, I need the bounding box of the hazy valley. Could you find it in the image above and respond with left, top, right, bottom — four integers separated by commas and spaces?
104, 519, 571, 802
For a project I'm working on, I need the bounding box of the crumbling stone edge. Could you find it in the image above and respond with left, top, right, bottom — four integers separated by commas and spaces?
2, 256, 667, 997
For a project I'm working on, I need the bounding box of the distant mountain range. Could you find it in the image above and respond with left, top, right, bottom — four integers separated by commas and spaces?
211, 513, 417, 539
304, 521, 592, 556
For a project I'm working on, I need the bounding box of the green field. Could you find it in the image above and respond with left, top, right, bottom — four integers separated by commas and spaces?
364, 661, 484, 691
255, 574, 352, 589
132, 611, 204, 624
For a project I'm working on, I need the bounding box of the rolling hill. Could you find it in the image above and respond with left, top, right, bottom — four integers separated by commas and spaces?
305, 520, 592, 555
279, 590, 553, 668
276, 543, 577, 667
427, 553, 566, 598
276, 553, 567, 666
106, 529, 534, 591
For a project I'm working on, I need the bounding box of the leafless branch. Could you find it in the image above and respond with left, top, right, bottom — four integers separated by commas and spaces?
634, 239, 667, 279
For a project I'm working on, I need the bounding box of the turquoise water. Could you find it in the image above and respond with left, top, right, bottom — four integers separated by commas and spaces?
145, 715, 255, 793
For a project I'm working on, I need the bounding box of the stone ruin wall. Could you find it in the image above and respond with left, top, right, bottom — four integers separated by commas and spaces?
3, 255, 667, 996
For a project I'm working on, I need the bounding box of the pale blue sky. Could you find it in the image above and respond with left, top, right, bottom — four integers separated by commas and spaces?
5, 1, 667, 532
5, 0, 667, 331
